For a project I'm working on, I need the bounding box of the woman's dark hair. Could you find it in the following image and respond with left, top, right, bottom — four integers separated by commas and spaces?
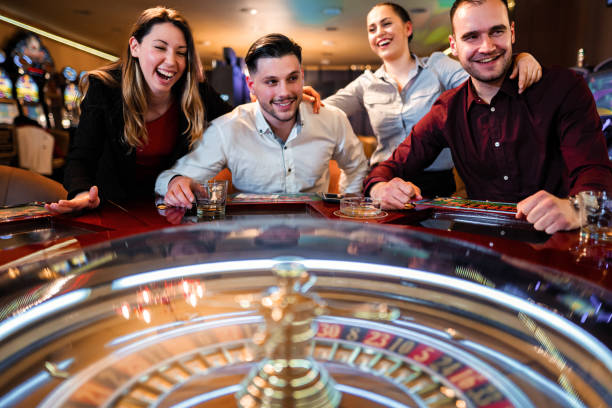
372, 2, 413, 42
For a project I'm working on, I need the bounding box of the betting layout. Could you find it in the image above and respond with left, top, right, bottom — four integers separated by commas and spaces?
231, 193, 321, 203
416, 197, 517, 214
0, 203, 50, 222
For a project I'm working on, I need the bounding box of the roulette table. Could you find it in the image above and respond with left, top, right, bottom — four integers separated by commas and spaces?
0, 211, 610, 407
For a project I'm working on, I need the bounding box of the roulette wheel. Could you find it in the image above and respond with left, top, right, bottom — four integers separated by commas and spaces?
0, 219, 610, 407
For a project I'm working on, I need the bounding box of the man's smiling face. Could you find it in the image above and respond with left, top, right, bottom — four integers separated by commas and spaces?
247, 54, 303, 129
450, 0, 515, 87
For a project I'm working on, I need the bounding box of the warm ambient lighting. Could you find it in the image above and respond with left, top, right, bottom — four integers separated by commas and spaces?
0, 14, 119, 62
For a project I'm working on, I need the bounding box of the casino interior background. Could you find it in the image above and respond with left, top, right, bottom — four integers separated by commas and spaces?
0, 0, 611, 70
0, 0, 610, 180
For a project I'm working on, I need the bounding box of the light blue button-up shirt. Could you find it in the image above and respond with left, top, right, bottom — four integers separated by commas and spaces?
325, 52, 468, 170
155, 101, 368, 195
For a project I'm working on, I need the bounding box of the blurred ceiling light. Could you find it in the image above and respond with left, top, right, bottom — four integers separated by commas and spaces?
322, 7, 342, 16
0, 14, 118, 61
240, 7, 258, 15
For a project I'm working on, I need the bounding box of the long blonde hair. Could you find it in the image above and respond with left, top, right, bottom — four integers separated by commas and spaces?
84, 7, 204, 148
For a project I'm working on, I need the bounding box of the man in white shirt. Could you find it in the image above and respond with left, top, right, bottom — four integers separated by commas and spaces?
156, 33, 368, 206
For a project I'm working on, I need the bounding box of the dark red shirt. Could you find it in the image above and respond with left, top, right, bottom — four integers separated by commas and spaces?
364, 67, 612, 201
134, 102, 179, 193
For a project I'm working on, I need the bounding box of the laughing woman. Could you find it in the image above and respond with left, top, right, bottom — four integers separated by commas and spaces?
47, 6, 232, 213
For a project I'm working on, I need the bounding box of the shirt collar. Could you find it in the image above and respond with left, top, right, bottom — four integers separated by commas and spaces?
374, 53, 423, 84
466, 78, 483, 109
499, 73, 520, 98
373, 64, 387, 80
296, 102, 306, 127
254, 102, 272, 135
466, 68, 520, 109
413, 54, 427, 69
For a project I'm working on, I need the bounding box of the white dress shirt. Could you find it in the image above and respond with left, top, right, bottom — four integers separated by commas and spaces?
155, 101, 368, 195
324, 52, 468, 169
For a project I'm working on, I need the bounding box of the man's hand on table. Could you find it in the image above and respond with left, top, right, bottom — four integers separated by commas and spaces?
164, 176, 197, 208
369, 178, 422, 210
45, 186, 100, 214
516, 190, 580, 234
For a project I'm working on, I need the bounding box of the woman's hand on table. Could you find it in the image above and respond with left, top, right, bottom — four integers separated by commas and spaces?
302, 86, 324, 113
369, 178, 422, 210
45, 186, 100, 214
516, 190, 579, 234
511, 53, 542, 94
165, 176, 196, 208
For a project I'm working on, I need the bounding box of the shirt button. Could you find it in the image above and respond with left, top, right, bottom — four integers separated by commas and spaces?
494, 141, 500, 147
490, 106, 496, 112
503, 175, 509, 181
284, 146, 287, 150
288, 168, 292, 173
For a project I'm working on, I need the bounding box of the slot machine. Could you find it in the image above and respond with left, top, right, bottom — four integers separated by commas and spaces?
42, 72, 63, 129
14, 74, 46, 127
0, 51, 19, 164
0, 51, 19, 126
587, 68, 612, 158
61, 66, 81, 129
8, 32, 54, 128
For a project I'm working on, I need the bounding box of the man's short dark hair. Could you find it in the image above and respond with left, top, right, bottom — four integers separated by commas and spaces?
450, 0, 509, 31
245, 33, 302, 74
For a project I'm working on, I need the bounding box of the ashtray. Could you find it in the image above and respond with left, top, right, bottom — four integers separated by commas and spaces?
339, 197, 382, 218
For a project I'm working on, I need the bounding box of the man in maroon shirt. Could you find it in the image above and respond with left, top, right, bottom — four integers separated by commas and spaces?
365, 0, 612, 234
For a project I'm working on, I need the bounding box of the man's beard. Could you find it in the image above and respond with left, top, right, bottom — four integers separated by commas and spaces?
464, 51, 512, 84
